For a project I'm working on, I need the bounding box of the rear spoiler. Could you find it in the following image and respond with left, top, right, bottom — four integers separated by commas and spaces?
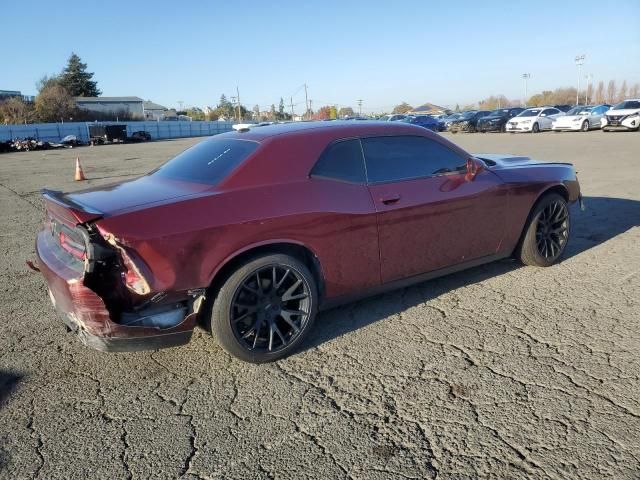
42, 188, 103, 225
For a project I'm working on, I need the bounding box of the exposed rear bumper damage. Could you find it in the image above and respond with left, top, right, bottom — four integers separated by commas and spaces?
35, 228, 203, 352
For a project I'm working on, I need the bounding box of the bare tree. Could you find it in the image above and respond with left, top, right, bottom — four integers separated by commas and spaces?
606, 80, 617, 104
0, 97, 35, 124
617, 80, 628, 102
629, 83, 640, 99
595, 81, 605, 103
34, 84, 75, 122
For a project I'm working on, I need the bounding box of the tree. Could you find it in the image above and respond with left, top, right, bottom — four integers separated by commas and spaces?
215, 94, 235, 120
185, 107, 206, 121
338, 107, 355, 118
34, 84, 75, 122
392, 102, 413, 114
278, 98, 285, 120
312, 105, 332, 120
0, 97, 35, 124
630, 83, 640, 99
252, 104, 260, 120
269, 104, 277, 120
454, 104, 460, 112
329, 106, 337, 119
58, 53, 101, 97
593, 81, 604, 103
607, 80, 617, 104
618, 80, 628, 102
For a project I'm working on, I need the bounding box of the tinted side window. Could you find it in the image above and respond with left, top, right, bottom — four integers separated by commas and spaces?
362, 136, 467, 184
310, 139, 366, 183
153, 138, 258, 185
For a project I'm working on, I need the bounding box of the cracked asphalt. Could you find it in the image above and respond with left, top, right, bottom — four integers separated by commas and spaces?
0, 130, 638, 479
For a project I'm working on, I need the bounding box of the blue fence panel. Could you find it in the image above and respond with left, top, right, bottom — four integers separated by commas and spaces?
0, 121, 234, 142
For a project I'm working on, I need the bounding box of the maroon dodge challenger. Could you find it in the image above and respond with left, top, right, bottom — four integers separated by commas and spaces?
34, 121, 581, 362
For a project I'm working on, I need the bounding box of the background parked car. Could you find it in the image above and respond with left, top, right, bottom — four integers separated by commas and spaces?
448, 110, 491, 133
553, 104, 574, 113
551, 105, 610, 132
507, 107, 564, 133
127, 131, 152, 142
441, 112, 463, 130
477, 107, 525, 132
601, 99, 640, 132
401, 115, 442, 131
380, 114, 408, 122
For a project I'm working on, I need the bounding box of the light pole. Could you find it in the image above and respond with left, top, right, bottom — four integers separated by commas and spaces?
522, 73, 530, 107
575, 55, 585, 105
584, 74, 593, 104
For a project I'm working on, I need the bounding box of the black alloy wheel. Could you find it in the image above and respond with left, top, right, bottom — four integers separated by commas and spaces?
230, 265, 311, 353
517, 193, 571, 267
535, 200, 569, 261
210, 253, 318, 363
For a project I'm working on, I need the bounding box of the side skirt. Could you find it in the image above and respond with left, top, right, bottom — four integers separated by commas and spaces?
320, 252, 511, 311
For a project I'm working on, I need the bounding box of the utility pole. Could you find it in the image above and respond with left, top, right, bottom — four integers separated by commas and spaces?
522, 73, 530, 107
230, 96, 237, 121
236, 85, 242, 121
575, 55, 585, 105
357, 99, 363, 115
290, 97, 294, 121
308, 99, 312, 118
304, 83, 309, 119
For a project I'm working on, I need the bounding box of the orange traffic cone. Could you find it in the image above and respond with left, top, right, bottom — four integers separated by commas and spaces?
74, 157, 86, 181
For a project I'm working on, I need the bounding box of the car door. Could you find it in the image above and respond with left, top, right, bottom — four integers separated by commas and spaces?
591, 105, 607, 126
362, 135, 507, 283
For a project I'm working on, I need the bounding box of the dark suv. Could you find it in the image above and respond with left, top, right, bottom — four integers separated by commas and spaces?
477, 108, 525, 133
448, 110, 491, 133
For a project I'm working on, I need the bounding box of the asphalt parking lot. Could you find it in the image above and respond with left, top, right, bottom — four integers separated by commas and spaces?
0, 130, 638, 479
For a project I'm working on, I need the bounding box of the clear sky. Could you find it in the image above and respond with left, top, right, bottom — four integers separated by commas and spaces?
4, 0, 639, 113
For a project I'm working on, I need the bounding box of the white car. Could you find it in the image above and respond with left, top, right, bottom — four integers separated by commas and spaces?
601, 99, 640, 132
380, 114, 408, 122
506, 107, 564, 133
551, 104, 610, 132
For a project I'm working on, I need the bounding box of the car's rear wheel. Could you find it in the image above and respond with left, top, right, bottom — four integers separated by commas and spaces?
209, 254, 318, 363
517, 193, 570, 267
581, 120, 590, 132
532, 123, 540, 133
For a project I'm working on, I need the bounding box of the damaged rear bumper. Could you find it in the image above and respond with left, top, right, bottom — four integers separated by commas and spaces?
35, 231, 197, 352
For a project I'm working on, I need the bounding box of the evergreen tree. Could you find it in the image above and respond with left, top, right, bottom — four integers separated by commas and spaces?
58, 53, 101, 97
278, 98, 285, 119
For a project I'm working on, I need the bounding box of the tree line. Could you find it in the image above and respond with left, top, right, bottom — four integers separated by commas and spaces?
0, 53, 118, 124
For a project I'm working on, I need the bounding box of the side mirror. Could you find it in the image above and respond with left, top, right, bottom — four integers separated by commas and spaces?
466, 158, 484, 181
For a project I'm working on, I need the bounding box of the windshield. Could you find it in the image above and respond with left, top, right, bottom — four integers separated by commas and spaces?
518, 109, 541, 117
567, 106, 592, 116
612, 100, 640, 110
460, 111, 476, 119
153, 138, 259, 185
490, 109, 510, 116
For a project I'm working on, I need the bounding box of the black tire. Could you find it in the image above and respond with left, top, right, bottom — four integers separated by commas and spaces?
209, 253, 318, 363
581, 120, 589, 132
501, 123, 507, 133
532, 123, 540, 133
517, 193, 570, 267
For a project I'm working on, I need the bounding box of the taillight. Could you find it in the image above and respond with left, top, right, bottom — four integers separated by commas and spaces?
118, 248, 151, 295
58, 228, 86, 260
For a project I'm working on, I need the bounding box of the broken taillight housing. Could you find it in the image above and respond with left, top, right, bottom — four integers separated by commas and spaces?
58, 227, 87, 260
118, 247, 151, 295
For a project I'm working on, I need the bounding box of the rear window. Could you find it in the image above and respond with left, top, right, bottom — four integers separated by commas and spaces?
310, 139, 366, 183
153, 138, 258, 184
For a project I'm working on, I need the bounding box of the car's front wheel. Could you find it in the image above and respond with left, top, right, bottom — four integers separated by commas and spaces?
209, 253, 318, 363
581, 120, 590, 132
532, 123, 540, 133
517, 193, 570, 267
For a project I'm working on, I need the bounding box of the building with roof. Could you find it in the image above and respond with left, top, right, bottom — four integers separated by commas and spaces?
0, 90, 35, 103
74, 96, 144, 117
143, 100, 168, 120
408, 102, 449, 115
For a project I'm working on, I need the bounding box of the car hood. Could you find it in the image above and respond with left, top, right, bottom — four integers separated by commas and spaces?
480, 115, 507, 121
62, 175, 212, 217
509, 116, 536, 122
474, 153, 570, 169
606, 108, 640, 116
554, 115, 587, 122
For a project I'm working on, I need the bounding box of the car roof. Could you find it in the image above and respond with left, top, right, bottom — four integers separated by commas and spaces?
216, 120, 430, 142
